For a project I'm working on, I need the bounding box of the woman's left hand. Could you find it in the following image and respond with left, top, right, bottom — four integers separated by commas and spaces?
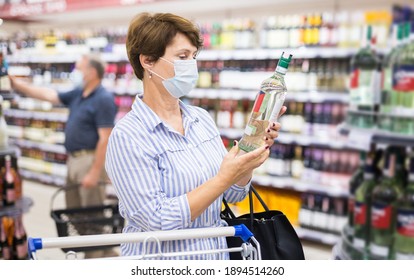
263, 106, 287, 147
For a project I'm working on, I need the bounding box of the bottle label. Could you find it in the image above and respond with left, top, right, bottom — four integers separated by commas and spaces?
349, 69, 378, 107
353, 201, 367, 225
370, 243, 389, 257
371, 203, 392, 229
252, 91, 270, 114
393, 65, 414, 92
395, 252, 414, 260
396, 208, 414, 237
353, 237, 365, 249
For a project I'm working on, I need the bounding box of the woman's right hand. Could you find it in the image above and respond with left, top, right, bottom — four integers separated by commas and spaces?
217, 141, 270, 187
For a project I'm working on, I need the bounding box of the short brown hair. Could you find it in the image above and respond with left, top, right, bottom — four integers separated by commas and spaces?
84, 54, 106, 80
126, 13, 203, 80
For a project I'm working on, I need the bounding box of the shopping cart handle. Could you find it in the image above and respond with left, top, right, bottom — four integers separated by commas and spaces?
233, 224, 253, 243
27, 237, 43, 259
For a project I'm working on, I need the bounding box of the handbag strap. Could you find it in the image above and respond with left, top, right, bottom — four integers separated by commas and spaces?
221, 195, 237, 219
222, 184, 271, 228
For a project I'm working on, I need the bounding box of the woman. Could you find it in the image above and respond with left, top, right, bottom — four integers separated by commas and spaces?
105, 12, 285, 259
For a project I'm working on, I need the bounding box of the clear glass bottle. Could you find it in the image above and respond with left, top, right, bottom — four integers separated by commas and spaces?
238, 52, 292, 153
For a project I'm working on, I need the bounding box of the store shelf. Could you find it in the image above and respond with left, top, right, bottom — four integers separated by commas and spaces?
19, 169, 66, 187
18, 156, 67, 178
10, 138, 66, 155
339, 123, 414, 150
189, 88, 349, 103
0, 197, 33, 218
197, 47, 362, 61
7, 46, 388, 64
253, 174, 349, 197
0, 145, 20, 157
220, 128, 351, 150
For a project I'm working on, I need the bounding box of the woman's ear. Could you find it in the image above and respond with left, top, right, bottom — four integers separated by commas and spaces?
139, 54, 154, 71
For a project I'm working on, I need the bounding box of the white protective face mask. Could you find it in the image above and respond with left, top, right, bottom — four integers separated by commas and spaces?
150, 57, 199, 98
70, 69, 84, 88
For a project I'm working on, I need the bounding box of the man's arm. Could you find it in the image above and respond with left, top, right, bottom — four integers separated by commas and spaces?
81, 127, 112, 188
9, 75, 61, 105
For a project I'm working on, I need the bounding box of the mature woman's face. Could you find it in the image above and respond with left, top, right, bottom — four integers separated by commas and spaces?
152, 32, 198, 80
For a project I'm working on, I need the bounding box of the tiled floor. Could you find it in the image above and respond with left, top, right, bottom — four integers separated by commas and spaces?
22, 180, 334, 260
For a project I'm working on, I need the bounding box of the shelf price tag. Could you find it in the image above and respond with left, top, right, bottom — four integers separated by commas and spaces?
347, 129, 374, 151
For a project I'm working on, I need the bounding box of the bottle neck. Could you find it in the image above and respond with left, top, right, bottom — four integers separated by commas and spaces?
275, 66, 287, 75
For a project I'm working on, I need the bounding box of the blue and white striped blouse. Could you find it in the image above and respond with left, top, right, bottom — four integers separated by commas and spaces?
105, 96, 250, 259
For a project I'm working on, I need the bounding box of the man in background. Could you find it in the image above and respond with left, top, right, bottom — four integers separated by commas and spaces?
9, 54, 118, 258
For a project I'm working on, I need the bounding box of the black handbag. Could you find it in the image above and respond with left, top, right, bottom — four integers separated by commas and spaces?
221, 186, 305, 260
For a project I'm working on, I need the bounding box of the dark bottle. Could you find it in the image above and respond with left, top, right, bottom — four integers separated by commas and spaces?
352, 151, 376, 259
2, 155, 16, 206
391, 151, 414, 260
347, 152, 366, 238
13, 216, 28, 260
369, 147, 405, 259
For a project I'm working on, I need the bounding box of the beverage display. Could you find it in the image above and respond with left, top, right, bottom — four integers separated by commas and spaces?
347, 152, 366, 238
1, 155, 16, 207
391, 151, 414, 260
352, 151, 376, 259
238, 52, 292, 152
369, 147, 406, 259
348, 25, 381, 128
390, 22, 414, 135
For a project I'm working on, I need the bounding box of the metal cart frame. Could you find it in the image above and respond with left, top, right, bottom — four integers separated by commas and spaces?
28, 224, 261, 260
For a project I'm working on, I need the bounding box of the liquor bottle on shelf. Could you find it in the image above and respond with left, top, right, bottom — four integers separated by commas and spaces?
379, 23, 403, 127
13, 216, 27, 260
238, 52, 292, 153
1, 155, 16, 207
348, 25, 381, 129
369, 146, 406, 259
352, 150, 377, 259
347, 152, 366, 239
391, 150, 414, 260
391, 22, 414, 135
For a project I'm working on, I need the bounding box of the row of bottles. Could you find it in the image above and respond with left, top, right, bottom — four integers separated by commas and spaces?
187, 97, 347, 136
0, 216, 28, 260
345, 146, 414, 259
347, 20, 414, 135
199, 58, 350, 92
199, 10, 391, 50
299, 193, 348, 234
0, 155, 22, 208
3, 9, 393, 56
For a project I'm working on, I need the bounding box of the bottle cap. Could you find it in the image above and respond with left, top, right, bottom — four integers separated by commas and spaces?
277, 52, 293, 69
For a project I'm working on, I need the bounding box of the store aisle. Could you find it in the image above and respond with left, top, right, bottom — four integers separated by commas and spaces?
22, 179, 334, 260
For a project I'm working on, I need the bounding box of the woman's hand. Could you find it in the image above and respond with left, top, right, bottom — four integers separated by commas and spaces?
217, 141, 270, 187
263, 106, 286, 147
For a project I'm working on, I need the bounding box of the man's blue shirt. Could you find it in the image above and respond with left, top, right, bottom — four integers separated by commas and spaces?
58, 84, 117, 153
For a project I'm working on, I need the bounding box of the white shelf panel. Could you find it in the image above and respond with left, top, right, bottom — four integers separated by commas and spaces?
252, 174, 349, 197
189, 88, 349, 103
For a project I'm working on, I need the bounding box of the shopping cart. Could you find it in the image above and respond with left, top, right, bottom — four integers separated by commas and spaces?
28, 224, 261, 260
49, 184, 124, 253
